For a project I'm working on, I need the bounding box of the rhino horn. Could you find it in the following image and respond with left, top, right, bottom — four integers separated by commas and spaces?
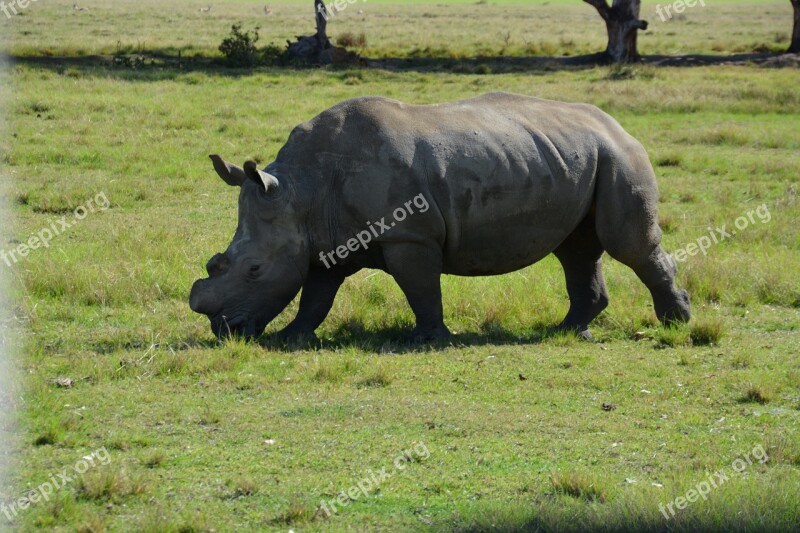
243, 160, 280, 192
209, 154, 248, 187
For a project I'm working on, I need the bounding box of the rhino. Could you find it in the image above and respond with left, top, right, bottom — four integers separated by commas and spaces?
189, 92, 690, 342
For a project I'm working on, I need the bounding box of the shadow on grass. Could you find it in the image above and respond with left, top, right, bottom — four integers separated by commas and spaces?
87, 322, 577, 355
256, 320, 577, 354
453, 520, 783, 533
5, 50, 798, 80
449, 494, 800, 533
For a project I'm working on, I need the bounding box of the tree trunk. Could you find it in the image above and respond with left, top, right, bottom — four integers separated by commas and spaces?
584, 0, 648, 63
284, 0, 362, 65
314, 0, 331, 51
285, 0, 332, 64
790, 0, 800, 53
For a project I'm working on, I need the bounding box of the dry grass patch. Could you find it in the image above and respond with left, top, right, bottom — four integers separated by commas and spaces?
549, 471, 607, 502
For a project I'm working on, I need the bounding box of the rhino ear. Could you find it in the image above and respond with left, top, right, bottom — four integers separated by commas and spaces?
243, 161, 280, 192
209, 154, 248, 187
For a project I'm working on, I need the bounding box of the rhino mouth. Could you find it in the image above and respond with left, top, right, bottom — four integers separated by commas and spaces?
192, 269, 304, 340
209, 304, 286, 340
210, 315, 263, 339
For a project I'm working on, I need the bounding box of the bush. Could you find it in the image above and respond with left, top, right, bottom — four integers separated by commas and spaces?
337, 31, 367, 48
262, 44, 285, 66
219, 24, 261, 67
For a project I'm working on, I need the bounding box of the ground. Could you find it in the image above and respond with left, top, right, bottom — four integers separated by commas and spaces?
1, 0, 799, 531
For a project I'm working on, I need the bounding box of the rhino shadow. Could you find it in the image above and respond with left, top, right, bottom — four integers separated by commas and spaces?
256, 320, 569, 353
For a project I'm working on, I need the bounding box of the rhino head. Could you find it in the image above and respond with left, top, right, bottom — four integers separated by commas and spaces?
189, 155, 309, 339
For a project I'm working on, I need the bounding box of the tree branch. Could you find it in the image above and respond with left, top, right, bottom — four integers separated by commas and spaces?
314, 0, 328, 47
583, 0, 610, 21
627, 18, 648, 31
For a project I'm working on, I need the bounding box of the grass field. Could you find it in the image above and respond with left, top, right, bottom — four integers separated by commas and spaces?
2, 0, 800, 531
3, 0, 795, 58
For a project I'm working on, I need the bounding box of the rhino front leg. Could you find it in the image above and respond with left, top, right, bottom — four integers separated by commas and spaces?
382, 242, 451, 342
277, 267, 345, 343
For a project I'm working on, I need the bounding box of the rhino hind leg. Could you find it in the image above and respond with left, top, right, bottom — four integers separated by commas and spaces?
637, 249, 691, 325
594, 153, 691, 326
553, 214, 610, 338
382, 242, 451, 342
610, 244, 691, 325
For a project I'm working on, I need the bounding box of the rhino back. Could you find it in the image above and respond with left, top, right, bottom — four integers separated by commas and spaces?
278, 93, 626, 276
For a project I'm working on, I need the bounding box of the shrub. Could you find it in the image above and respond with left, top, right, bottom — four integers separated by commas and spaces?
337, 31, 367, 48
219, 24, 261, 67
262, 43, 285, 66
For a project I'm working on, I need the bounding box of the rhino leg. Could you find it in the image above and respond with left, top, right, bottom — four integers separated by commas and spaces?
382, 243, 451, 342
277, 267, 345, 343
594, 152, 691, 325
630, 248, 691, 325
553, 214, 610, 339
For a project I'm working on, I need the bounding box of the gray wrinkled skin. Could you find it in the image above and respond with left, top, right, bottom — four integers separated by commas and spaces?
189, 92, 690, 341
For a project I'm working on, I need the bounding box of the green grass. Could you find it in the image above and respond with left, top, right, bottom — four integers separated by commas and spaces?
3, 0, 795, 59
2, 0, 800, 531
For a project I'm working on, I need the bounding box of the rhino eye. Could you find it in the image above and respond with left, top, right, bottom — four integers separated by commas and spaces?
249, 264, 261, 272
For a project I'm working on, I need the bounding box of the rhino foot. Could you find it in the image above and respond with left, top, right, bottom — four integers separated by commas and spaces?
650, 281, 692, 326
656, 288, 691, 326
406, 325, 451, 344
275, 325, 320, 348
548, 324, 594, 342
